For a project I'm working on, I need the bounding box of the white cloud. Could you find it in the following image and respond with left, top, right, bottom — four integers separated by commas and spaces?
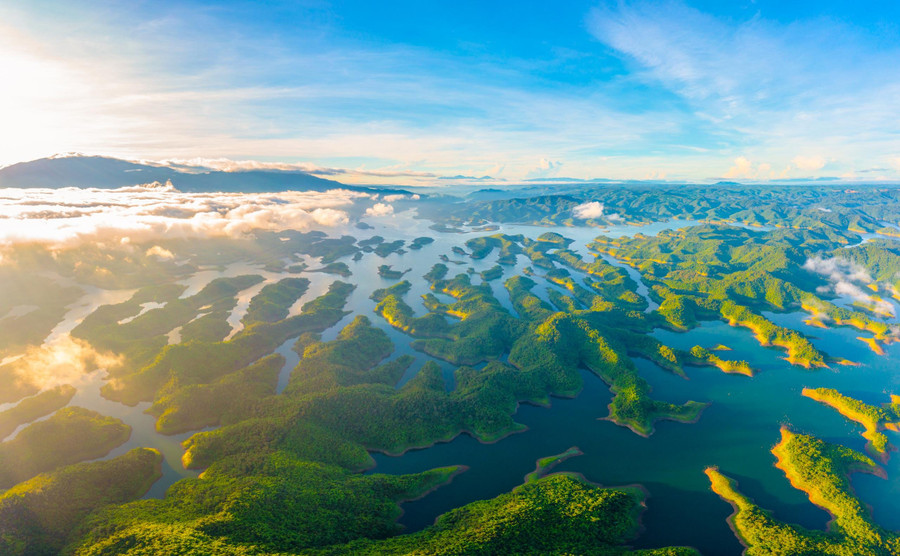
804, 256, 894, 316
0, 185, 362, 248
792, 155, 827, 171
723, 156, 754, 179
145, 245, 174, 259
722, 157, 778, 180
365, 202, 394, 217
573, 201, 604, 219
804, 257, 871, 283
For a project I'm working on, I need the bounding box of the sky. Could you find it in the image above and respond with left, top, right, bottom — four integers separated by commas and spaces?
1, 0, 899, 185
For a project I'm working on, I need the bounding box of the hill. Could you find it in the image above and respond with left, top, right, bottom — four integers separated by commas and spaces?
0, 154, 409, 194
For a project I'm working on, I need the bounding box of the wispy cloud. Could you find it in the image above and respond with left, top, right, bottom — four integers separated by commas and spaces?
588, 1, 900, 180
804, 256, 895, 316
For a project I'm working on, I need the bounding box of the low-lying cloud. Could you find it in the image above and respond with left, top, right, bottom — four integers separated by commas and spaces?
0, 184, 369, 248
381, 193, 420, 203
804, 256, 895, 316
572, 201, 605, 219
804, 257, 871, 283
7, 335, 122, 391
365, 202, 394, 217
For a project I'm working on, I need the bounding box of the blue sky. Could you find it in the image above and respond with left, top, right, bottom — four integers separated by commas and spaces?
1, 0, 899, 184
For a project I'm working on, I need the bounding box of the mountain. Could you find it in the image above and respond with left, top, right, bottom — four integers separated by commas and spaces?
0, 154, 408, 194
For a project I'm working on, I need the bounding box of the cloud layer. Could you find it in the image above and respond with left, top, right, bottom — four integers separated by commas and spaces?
0, 184, 367, 248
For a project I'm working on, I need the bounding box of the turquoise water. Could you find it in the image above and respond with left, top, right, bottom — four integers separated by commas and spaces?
358, 213, 900, 555
370, 316, 900, 555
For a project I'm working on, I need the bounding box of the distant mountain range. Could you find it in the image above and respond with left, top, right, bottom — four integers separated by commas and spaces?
0, 154, 409, 194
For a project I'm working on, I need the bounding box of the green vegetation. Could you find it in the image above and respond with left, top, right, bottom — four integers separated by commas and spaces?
424, 263, 449, 282
71, 452, 461, 555
707, 427, 899, 555
371, 280, 412, 303
102, 281, 354, 405
479, 264, 503, 281
149, 354, 284, 435
372, 266, 706, 437
72, 275, 265, 371
0, 385, 76, 440
377, 265, 408, 279
421, 184, 900, 238
14, 206, 900, 554
524, 446, 582, 483
720, 301, 827, 367
358, 235, 384, 249
408, 236, 435, 250
689, 346, 754, 376
374, 240, 405, 257
284, 315, 394, 396
0, 448, 162, 556
590, 225, 844, 367
242, 277, 309, 324
802, 388, 898, 458
312, 262, 352, 277
313, 474, 699, 555
464, 234, 523, 263
0, 407, 131, 488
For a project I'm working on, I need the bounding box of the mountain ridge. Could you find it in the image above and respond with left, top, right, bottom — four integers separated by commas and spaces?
0, 155, 411, 195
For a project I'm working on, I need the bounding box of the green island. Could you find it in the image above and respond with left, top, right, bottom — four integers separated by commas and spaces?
0, 384, 76, 440
479, 264, 503, 281
408, 237, 435, 250
524, 446, 583, 483
242, 277, 310, 325
378, 265, 409, 279
0, 407, 131, 488
802, 387, 899, 459
312, 261, 352, 277
706, 427, 899, 555
588, 225, 866, 368
688, 346, 755, 376
374, 240, 406, 257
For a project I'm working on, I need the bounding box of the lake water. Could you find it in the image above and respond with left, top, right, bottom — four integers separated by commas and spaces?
7, 209, 900, 554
